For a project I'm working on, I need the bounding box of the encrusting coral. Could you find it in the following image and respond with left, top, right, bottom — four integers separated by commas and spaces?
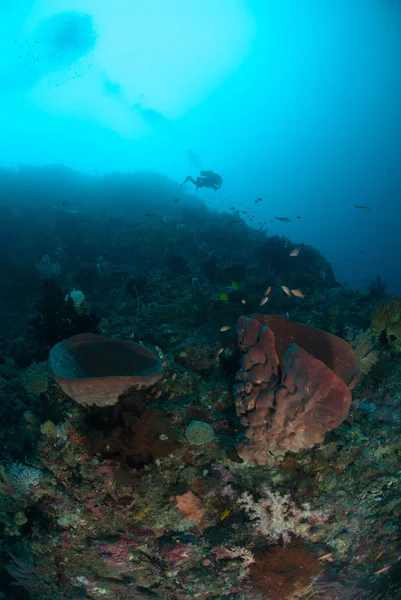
371, 298, 401, 350
351, 329, 378, 376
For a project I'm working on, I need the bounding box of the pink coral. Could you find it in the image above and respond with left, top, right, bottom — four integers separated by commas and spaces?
175, 491, 205, 522
96, 537, 139, 564
160, 543, 195, 565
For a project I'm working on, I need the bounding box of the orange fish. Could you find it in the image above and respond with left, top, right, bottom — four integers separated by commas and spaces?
220, 325, 231, 332
291, 289, 305, 299
374, 566, 391, 575
290, 247, 300, 257
264, 286, 272, 295
318, 553, 333, 562
216, 347, 224, 356
282, 285, 291, 296
260, 296, 268, 306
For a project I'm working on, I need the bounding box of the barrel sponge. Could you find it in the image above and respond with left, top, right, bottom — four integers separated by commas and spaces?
234, 315, 360, 465
49, 333, 163, 406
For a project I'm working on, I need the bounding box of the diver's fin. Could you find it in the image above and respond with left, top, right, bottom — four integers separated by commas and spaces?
181, 175, 196, 187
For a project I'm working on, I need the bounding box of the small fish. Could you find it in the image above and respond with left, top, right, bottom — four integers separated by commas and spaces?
155, 345, 163, 353
171, 373, 177, 381
220, 509, 230, 520
374, 566, 391, 575
62, 199, 69, 206
291, 289, 305, 299
264, 286, 272, 295
144, 212, 156, 217
168, 392, 175, 400
318, 553, 333, 561
290, 247, 300, 257
254, 197, 263, 203
260, 296, 269, 306
296, 215, 302, 219
241, 298, 247, 304
216, 347, 224, 356
355, 205, 371, 212
173, 198, 179, 203
282, 285, 291, 296
276, 217, 292, 222
220, 325, 231, 332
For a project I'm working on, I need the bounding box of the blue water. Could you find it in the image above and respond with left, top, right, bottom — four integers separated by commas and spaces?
0, 0, 400, 294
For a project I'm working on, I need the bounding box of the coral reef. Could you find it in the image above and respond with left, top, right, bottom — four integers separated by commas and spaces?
25, 278, 100, 362
20, 361, 50, 395
371, 298, 401, 350
249, 544, 323, 600
0, 166, 400, 599
351, 329, 378, 376
238, 485, 326, 544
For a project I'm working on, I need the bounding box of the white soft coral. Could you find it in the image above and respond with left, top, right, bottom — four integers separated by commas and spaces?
238, 486, 327, 545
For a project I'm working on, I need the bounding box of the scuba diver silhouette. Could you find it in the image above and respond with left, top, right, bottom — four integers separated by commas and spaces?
180, 170, 223, 191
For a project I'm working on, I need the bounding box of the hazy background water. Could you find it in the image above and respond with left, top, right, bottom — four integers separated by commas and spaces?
1, 0, 400, 294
